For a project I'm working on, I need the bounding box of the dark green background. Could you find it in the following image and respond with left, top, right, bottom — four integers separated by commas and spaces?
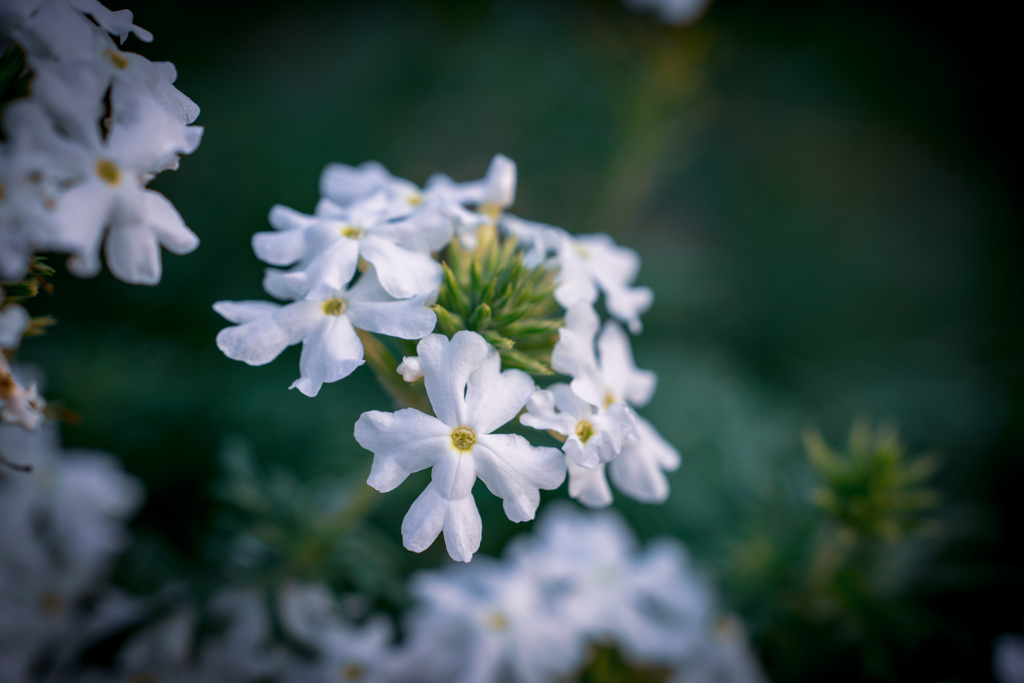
17, 0, 1022, 680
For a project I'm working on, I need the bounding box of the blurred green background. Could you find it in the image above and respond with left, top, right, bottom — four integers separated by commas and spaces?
17, 0, 1022, 680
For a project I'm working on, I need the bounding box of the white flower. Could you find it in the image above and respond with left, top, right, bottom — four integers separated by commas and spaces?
521, 383, 636, 469
397, 356, 423, 382
425, 153, 517, 248
319, 160, 426, 215
507, 503, 714, 665
278, 584, 401, 683
253, 194, 448, 301
0, 358, 46, 430
0, 424, 143, 676
553, 232, 653, 334
0, 293, 30, 350
551, 304, 680, 504
996, 630, 1024, 683
14, 1, 197, 126
43, 87, 202, 283
0, 100, 78, 279
405, 557, 586, 683
622, 0, 712, 26
214, 269, 437, 397
354, 331, 565, 562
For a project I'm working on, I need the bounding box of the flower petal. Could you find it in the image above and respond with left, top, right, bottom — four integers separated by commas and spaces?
359, 235, 443, 299
104, 224, 161, 285
216, 315, 290, 367
356, 408, 452, 492
607, 416, 679, 503
597, 321, 656, 407
401, 482, 482, 562
465, 348, 536, 435
345, 273, 437, 340
291, 314, 364, 397
417, 332, 490, 428
297, 238, 361, 301
474, 434, 565, 523
567, 459, 613, 508
213, 300, 281, 324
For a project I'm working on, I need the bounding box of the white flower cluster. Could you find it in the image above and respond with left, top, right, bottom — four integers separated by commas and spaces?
0, 0, 202, 285
65, 504, 762, 683
0, 423, 143, 681
219, 154, 677, 562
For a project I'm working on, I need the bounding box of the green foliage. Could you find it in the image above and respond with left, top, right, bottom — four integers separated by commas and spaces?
434, 224, 562, 375
212, 438, 406, 608
722, 420, 944, 682
804, 420, 940, 541
577, 647, 673, 683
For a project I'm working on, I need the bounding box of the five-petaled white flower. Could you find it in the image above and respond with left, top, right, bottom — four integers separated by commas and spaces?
553, 232, 653, 334
253, 193, 448, 301
214, 269, 436, 397
551, 303, 680, 505
354, 331, 566, 562
522, 383, 636, 470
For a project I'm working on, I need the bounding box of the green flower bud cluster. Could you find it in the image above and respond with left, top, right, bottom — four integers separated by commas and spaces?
804, 420, 940, 541
433, 224, 562, 375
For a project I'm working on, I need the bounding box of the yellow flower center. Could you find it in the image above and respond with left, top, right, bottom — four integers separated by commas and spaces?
407, 192, 424, 206
340, 225, 365, 239
575, 420, 595, 444
486, 611, 509, 631
603, 391, 616, 408
322, 298, 347, 315
103, 49, 130, 70
573, 243, 591, 259
95, 158, 121, 186
341, 662, 365, 680
451, 427, 476, 452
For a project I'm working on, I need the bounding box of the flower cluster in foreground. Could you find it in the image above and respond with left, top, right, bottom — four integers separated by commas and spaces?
0, 0, 202, 285
0, 469, 764, 683
217, 154, 678, 561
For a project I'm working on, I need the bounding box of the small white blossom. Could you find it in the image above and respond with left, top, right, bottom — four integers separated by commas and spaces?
397, 356, 423, 382
214, 269, 437, 397
521, 383, 636, 469
253, 194, 448, 301
551, 303, 679, 504
354, 331, 565, 562
425, 153, 517, 248
553, 232, 653, 334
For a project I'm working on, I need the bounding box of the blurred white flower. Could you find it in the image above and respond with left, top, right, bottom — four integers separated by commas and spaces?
425, 153, 517, 248
0, 358, 46, 430
215, 269, 437, 397
553, 232, 653, 334
622, 0, 711, 26
551, 303, 680, 504
507, 503, 713, 665
996, 630, 1024, 683
405, 558, 586, 683
0, 423, 143, 678
354, 331, 565, 562
0, 292, 30, 350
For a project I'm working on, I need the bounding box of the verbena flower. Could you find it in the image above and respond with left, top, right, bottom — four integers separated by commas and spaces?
0, 359, 46, 430
254, 193, 448, 301
553, 232, 653, 334
354, 331, 565, 561
214, 269, 436, 397
405, 557, 586, 683
551, 303, 680, 504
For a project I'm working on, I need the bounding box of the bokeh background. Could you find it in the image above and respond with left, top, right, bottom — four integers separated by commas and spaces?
18, 0, 1022, 680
